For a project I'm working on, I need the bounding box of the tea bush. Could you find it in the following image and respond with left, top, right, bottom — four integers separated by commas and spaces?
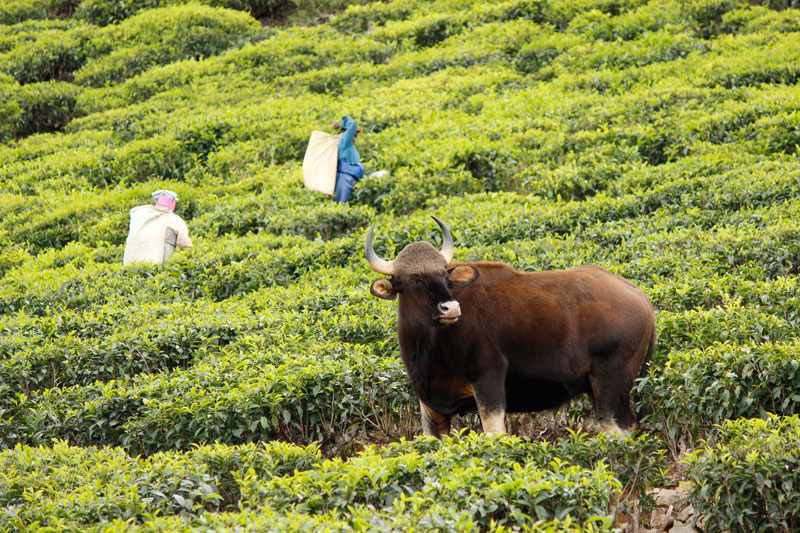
0, 19, 78, 53
685, 414, 800, 532
115, 507, 614, 531
0, 22, 94, 84
247, 454, 619, 527
74, 0, 303, 27
14, 80, 81, 136
0, 1, 46, 25
637, 341, 800, 446
73, 4, 261, 87
380, 431, 668, 507
0, 0, 79, 24
0, 76, 21, 142
73, 0, 163, 26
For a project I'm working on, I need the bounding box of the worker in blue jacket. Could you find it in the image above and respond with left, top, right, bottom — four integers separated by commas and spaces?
332, 115, 365, 203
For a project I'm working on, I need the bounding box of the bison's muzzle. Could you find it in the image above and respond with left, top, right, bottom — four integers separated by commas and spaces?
438, 300, 461, 324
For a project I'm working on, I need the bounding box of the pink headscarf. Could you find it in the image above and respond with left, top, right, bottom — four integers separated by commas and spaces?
152, 190, 178, 212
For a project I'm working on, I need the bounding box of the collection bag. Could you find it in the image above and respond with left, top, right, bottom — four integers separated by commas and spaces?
302, 131, 342, 195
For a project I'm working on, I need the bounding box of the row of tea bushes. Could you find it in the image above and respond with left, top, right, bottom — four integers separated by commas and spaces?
72, 0, 289, 27
0, 432, 666, 531
73, 4, 261, 87
0, 0, 292, 26
235, 435, 653, 530
115, 506, 613, 532
331, 0, 765, 40
0, 439, 323, 530
0, 5, 260, 86
0, 321, 408, 454
638, 341, 800, 447
0, 230, 362, 315
0, 0, 77, 25
0, 297, 265, 394
0, 20, 94, 85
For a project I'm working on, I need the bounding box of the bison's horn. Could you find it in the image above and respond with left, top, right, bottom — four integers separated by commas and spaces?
432, 216, 454, 264
365, 224, 395, 276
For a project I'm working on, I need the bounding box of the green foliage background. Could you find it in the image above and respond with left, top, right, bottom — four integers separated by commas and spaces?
1, 0, 800, 529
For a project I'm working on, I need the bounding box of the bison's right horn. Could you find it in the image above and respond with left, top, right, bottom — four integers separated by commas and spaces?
432, 216, 454, 264
365, 224, 395, 276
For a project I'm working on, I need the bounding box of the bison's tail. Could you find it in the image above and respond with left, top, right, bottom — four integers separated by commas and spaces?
638, 326, 657, 380
634, 325, 657, 423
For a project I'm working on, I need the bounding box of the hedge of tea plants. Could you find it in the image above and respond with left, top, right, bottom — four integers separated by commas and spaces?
2, 0, 800, 529
0, 432, 666, 530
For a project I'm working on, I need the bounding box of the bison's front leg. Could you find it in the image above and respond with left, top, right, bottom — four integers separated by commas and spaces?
472, 381, 507, 434
420, 400, 451, 437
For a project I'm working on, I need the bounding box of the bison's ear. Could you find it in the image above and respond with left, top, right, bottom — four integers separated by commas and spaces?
370, 278, 397, 300
447, 265, 479, 289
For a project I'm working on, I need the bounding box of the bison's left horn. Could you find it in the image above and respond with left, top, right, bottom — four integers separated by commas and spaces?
365, 224, 395, 276
432, 216, 454, 264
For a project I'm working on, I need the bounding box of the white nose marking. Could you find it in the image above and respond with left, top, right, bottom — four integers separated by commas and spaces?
438, 300, 461, 319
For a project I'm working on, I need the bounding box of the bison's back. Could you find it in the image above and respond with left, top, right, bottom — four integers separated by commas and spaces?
456, 262, 651, 326
454, 262, 654, 379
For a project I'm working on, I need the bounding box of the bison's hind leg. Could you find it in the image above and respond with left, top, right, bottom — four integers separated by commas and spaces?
599, 419, 634, 438
588, 374, 637, 437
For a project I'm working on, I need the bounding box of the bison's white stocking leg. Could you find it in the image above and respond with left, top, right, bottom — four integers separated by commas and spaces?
474, 396, 507, 434
479, 410, 507, 434
420, 401, 451, 438
599, 421, 632, 439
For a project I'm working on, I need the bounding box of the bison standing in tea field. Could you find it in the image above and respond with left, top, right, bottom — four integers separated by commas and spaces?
366, 216, 656, 437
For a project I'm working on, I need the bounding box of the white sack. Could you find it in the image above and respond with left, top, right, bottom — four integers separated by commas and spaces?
123, 205, 189, 265
302, 131, 342, 195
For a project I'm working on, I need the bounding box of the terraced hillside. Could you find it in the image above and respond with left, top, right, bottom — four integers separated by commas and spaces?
1, 0, 800, 530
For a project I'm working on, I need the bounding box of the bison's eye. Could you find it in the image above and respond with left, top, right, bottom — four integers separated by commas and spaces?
407, 278, 422, 288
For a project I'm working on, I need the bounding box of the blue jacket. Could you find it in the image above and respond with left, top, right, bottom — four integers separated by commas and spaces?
337, 116, 361, 165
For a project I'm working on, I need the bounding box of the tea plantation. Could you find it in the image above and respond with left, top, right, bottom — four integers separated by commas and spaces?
2, 0, 800, 530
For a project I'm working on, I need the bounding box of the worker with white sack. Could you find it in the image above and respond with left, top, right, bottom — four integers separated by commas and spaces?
331, 115, 365, 203
123, 189, 193, 266
302, 115, 365, 203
